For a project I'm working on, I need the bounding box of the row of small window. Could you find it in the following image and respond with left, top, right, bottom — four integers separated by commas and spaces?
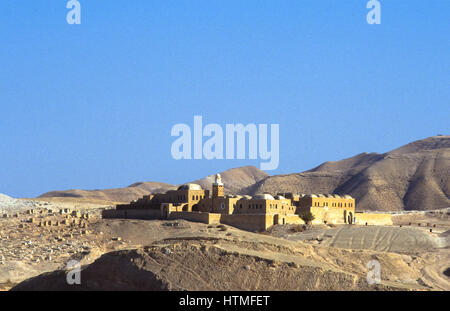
234, 203, 295, 211
314, 201, 353, 208
174, 194, 205, 201
244, 204, 263, 209
235, 204, 263, 209
270, 204, 295, 211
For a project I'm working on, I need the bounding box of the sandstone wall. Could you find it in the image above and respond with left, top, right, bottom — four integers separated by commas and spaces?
283, 215, 305, 225
102, 209, 161, 220
354, 212, 393, 226
220, 214, 274, 232
168, 211, 211, 223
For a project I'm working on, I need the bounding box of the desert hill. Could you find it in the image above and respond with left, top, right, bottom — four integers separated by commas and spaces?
242, 136, 450, 211
4, 212, 449, 291
38, 182, 175, 203
37, 136, 449, 211
38, 166, 268, 203
11, 222, 432, 291
190, 165, 269, 194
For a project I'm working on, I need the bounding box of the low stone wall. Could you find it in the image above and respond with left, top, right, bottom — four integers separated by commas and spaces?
103, 207, 391, 230
354, 212, 393, 226
167, 212, 272, 231
208, 213, 222, 224
103, 209, 306, 232
102, 209, 161, 220
283, 215, 305, 225
220, 214, 274, 232
167, 212, 275, 231
168, 211, 211, 224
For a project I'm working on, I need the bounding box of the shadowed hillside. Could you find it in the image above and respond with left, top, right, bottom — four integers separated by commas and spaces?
11, 232, 426, 291
242, 136, 450, 211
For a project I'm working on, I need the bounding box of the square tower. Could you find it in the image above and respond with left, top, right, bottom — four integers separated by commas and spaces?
212, 173, 224, 198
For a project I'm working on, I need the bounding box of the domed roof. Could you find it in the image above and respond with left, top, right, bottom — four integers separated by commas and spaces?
326, 194, 334, 198
254, 194, 275, 200
343, 195, 353, 199
306, 194, 318, 198
177, 183, 203, 191
333, 194, 341, 198
318, 194, 326, 198
242, 195, 252, 200
274, 195, 286, 200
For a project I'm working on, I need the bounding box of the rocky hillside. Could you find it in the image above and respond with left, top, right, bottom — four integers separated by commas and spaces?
190, 165, 269, 194
37, 136, 450, 211
11, 232, 424, 291
242, 136, 450, 211
38, 182, 176, 203
0, 194, 37, 213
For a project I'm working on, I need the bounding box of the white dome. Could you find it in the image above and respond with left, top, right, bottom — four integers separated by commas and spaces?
274, 195, 286, 200
254, 194, 275, 200
177, 184, 203, 191
344, 195, 353, 199
231, 195, 243, 199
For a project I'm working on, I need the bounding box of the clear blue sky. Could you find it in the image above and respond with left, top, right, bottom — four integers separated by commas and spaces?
0, 1, 449, 198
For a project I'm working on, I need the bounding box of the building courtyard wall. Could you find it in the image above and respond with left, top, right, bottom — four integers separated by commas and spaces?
353, 212, 393, 226
104, 175, 392, 231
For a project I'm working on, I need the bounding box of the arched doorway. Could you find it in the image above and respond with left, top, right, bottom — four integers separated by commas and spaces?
344, 210, 347, 224
273, 214, 279, 225
347, 212, 353, 224
162, 206, 170, 219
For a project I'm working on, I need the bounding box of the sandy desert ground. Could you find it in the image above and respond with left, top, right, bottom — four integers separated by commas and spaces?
1, 198, 449, 291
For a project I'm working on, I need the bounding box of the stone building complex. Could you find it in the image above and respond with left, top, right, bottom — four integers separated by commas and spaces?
103, 174, 392, 231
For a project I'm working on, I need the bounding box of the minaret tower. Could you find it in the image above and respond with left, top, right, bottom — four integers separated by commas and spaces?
212, 173, 224, 198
